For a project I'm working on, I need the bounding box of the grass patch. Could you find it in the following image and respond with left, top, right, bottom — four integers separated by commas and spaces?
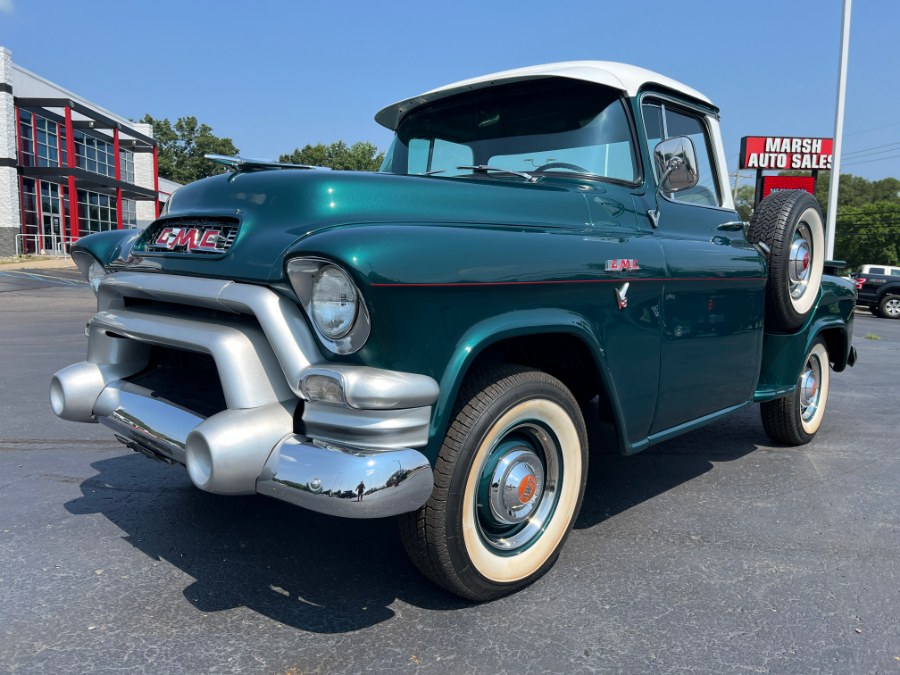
864, 333, 882, 340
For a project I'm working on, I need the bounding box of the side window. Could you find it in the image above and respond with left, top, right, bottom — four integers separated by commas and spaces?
642, 101, 721, 207
642, 103, 664, 151
891, 269, 900, 277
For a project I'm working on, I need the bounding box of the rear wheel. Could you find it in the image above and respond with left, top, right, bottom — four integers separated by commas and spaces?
400, 365, 588, 601
877, 295, 900, 319
761, 339, 830, 445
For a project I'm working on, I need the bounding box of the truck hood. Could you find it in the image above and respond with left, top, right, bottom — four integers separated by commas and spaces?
119, 169, 594, 283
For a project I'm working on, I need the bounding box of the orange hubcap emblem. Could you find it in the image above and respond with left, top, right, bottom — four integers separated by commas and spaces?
518, 475, 537, 504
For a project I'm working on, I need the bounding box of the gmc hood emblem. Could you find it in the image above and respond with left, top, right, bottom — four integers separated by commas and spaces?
151, 227, 223, 253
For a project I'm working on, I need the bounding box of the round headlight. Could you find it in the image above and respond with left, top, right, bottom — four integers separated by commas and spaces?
311, 266, 358, 339
88, 260, 107, 294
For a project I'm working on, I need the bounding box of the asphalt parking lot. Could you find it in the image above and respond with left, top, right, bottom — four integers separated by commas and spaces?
1, 269, 897, 674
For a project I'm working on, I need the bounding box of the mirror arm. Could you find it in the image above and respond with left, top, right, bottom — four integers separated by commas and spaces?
647, 165, 676, 228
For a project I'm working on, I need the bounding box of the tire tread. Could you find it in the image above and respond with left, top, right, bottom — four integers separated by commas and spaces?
747, 190, 823, 331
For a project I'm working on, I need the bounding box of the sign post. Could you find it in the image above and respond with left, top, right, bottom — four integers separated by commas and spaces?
825, 0, 853, 261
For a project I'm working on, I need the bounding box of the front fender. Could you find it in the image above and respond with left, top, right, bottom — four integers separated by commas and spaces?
426, 308, 624, 459
72, 229, 141, 266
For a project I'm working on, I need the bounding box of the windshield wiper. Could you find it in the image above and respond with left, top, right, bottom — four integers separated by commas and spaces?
456, 165, 537, 182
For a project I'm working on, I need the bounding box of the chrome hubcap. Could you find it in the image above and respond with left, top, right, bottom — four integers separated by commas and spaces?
800, 356, 821, 422
885, 298, 900, 317
789, 223, 813, 300
489, 448, 545, 525
476, 422, 561, 553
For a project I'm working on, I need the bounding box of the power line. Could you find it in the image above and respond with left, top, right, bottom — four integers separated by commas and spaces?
843, 139, 900, 158
845, 121, 900, 137
843, 152, 900, 167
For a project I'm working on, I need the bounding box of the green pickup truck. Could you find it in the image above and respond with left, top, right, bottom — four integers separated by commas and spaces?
51, 61, 857, 601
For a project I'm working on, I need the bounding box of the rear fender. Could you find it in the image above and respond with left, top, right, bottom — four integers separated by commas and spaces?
755, 278, 855, 402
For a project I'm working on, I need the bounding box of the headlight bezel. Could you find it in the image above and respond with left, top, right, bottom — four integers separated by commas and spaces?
286, 257, 371, 355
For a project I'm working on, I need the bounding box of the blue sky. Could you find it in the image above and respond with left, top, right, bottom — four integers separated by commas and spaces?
2, 0, 899, 182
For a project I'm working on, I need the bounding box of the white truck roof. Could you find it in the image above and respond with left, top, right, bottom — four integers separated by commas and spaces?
375, 61, 713, 130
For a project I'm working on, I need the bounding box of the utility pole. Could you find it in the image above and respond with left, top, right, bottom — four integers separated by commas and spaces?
825, 0, 852, 260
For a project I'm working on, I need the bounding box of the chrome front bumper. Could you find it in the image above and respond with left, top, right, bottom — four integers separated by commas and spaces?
50, 272, 438, 519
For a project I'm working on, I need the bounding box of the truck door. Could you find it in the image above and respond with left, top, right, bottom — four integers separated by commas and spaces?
640, 99, 767, 434
585, 183, 666, 447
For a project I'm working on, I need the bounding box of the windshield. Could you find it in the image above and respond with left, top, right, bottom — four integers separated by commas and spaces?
380, 78, 638, 183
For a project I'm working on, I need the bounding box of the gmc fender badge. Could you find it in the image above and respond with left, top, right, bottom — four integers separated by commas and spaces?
606, 259, 640, 271
615, 282, 630, 310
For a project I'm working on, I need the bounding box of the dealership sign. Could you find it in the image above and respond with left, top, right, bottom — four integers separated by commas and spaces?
761, 175, 817, 199
740, 136, 834, 170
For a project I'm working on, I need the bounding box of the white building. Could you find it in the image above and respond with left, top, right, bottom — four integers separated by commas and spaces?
0, 47, 173, 257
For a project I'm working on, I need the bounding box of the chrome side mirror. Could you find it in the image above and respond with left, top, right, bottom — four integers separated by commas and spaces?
647, 136, 700, 227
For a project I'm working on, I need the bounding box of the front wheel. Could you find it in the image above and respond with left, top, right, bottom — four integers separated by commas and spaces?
760, 338, 830, 445
400, 365, 588, 601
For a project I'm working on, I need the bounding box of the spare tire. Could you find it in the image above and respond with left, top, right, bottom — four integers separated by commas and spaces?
747, 190, 825, 332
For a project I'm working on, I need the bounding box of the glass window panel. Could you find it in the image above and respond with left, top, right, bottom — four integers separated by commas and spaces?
386, 79, 638, 184
663, 108, 720, 207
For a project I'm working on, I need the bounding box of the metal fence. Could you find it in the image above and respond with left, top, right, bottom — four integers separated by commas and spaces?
15, 233, 78, 260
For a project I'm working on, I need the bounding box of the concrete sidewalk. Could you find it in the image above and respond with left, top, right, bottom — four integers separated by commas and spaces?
0, 256, 77, 271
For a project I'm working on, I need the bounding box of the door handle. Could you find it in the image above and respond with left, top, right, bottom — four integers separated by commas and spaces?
716, 221, 744, 231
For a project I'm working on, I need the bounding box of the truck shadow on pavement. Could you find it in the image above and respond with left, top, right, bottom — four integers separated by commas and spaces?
63, 402, 765, 633
576, 402, 763, 529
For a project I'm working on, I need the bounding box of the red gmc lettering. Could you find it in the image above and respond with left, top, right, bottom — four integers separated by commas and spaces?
155, 228, 174, 246
197, 230, 220, 250
172, 229, 200, 249
606, 259, 640, 272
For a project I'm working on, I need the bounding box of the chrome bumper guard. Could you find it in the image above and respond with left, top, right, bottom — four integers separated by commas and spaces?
257, 437, 434, 519
91, 379, 432, 518
50, 272, 438, 518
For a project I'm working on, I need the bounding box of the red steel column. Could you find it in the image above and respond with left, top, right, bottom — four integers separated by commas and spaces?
35, 179, 44, 253
113, 127, 122, 229
31, 113, 44, 251
64, 106, 80, 239
59, 182, 68, 247
152, 145, 160, 217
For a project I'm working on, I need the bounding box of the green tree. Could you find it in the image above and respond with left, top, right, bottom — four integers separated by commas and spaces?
734, 184, 755, 222
779, 170, 900, 216
835, 201, 900, 270
737, 171, 900, 271
140, 115, 239, 184
812, 173, 900, 270
279, 141, 384, 171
